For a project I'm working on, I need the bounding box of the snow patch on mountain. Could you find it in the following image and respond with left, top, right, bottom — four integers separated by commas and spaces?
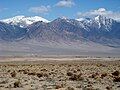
94, 15, 113, 31
76, 18, 86, 22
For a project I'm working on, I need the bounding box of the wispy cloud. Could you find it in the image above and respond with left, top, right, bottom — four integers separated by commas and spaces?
29, 5, 51, 14
55, 0, 75, 8
0, 8, 8, 12
77, 8, 120, 21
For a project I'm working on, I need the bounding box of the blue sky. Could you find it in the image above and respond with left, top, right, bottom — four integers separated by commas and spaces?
0, 0, 120, 20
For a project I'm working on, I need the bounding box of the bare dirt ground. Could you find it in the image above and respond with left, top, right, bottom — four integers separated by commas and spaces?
0, 56, 120, 90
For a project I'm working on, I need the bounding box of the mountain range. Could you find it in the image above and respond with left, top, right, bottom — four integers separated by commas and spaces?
0, 15, 120, 56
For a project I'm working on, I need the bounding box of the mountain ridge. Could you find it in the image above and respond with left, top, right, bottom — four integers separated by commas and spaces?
0, 15, 120, 48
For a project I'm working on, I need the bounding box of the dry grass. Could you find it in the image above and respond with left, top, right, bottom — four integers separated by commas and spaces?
0, 56, 120, 90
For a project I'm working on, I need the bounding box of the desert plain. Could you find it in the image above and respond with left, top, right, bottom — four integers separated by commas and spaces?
0, 56, 120, 90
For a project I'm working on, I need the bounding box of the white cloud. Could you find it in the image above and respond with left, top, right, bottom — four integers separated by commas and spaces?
77, 8, 120, 21
55, 0, 75, 7
29, 6, 50, 14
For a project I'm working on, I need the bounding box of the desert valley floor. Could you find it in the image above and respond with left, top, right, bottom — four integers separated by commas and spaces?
0, 56, 120, 90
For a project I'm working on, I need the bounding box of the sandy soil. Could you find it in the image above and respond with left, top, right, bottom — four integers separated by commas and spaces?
0, 57, 120, 90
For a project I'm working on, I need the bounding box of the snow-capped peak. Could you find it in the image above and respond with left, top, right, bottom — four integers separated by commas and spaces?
94, 15, 114, 30
1, 15, 50, 27
76, 15, 115, 31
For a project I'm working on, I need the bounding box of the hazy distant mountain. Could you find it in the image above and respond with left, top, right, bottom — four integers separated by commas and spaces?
26, 16, 120, 47
27, 17, 87, 42
76, 15, 120, 47
0, 15, 120, 55
1, 15, 50, 28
